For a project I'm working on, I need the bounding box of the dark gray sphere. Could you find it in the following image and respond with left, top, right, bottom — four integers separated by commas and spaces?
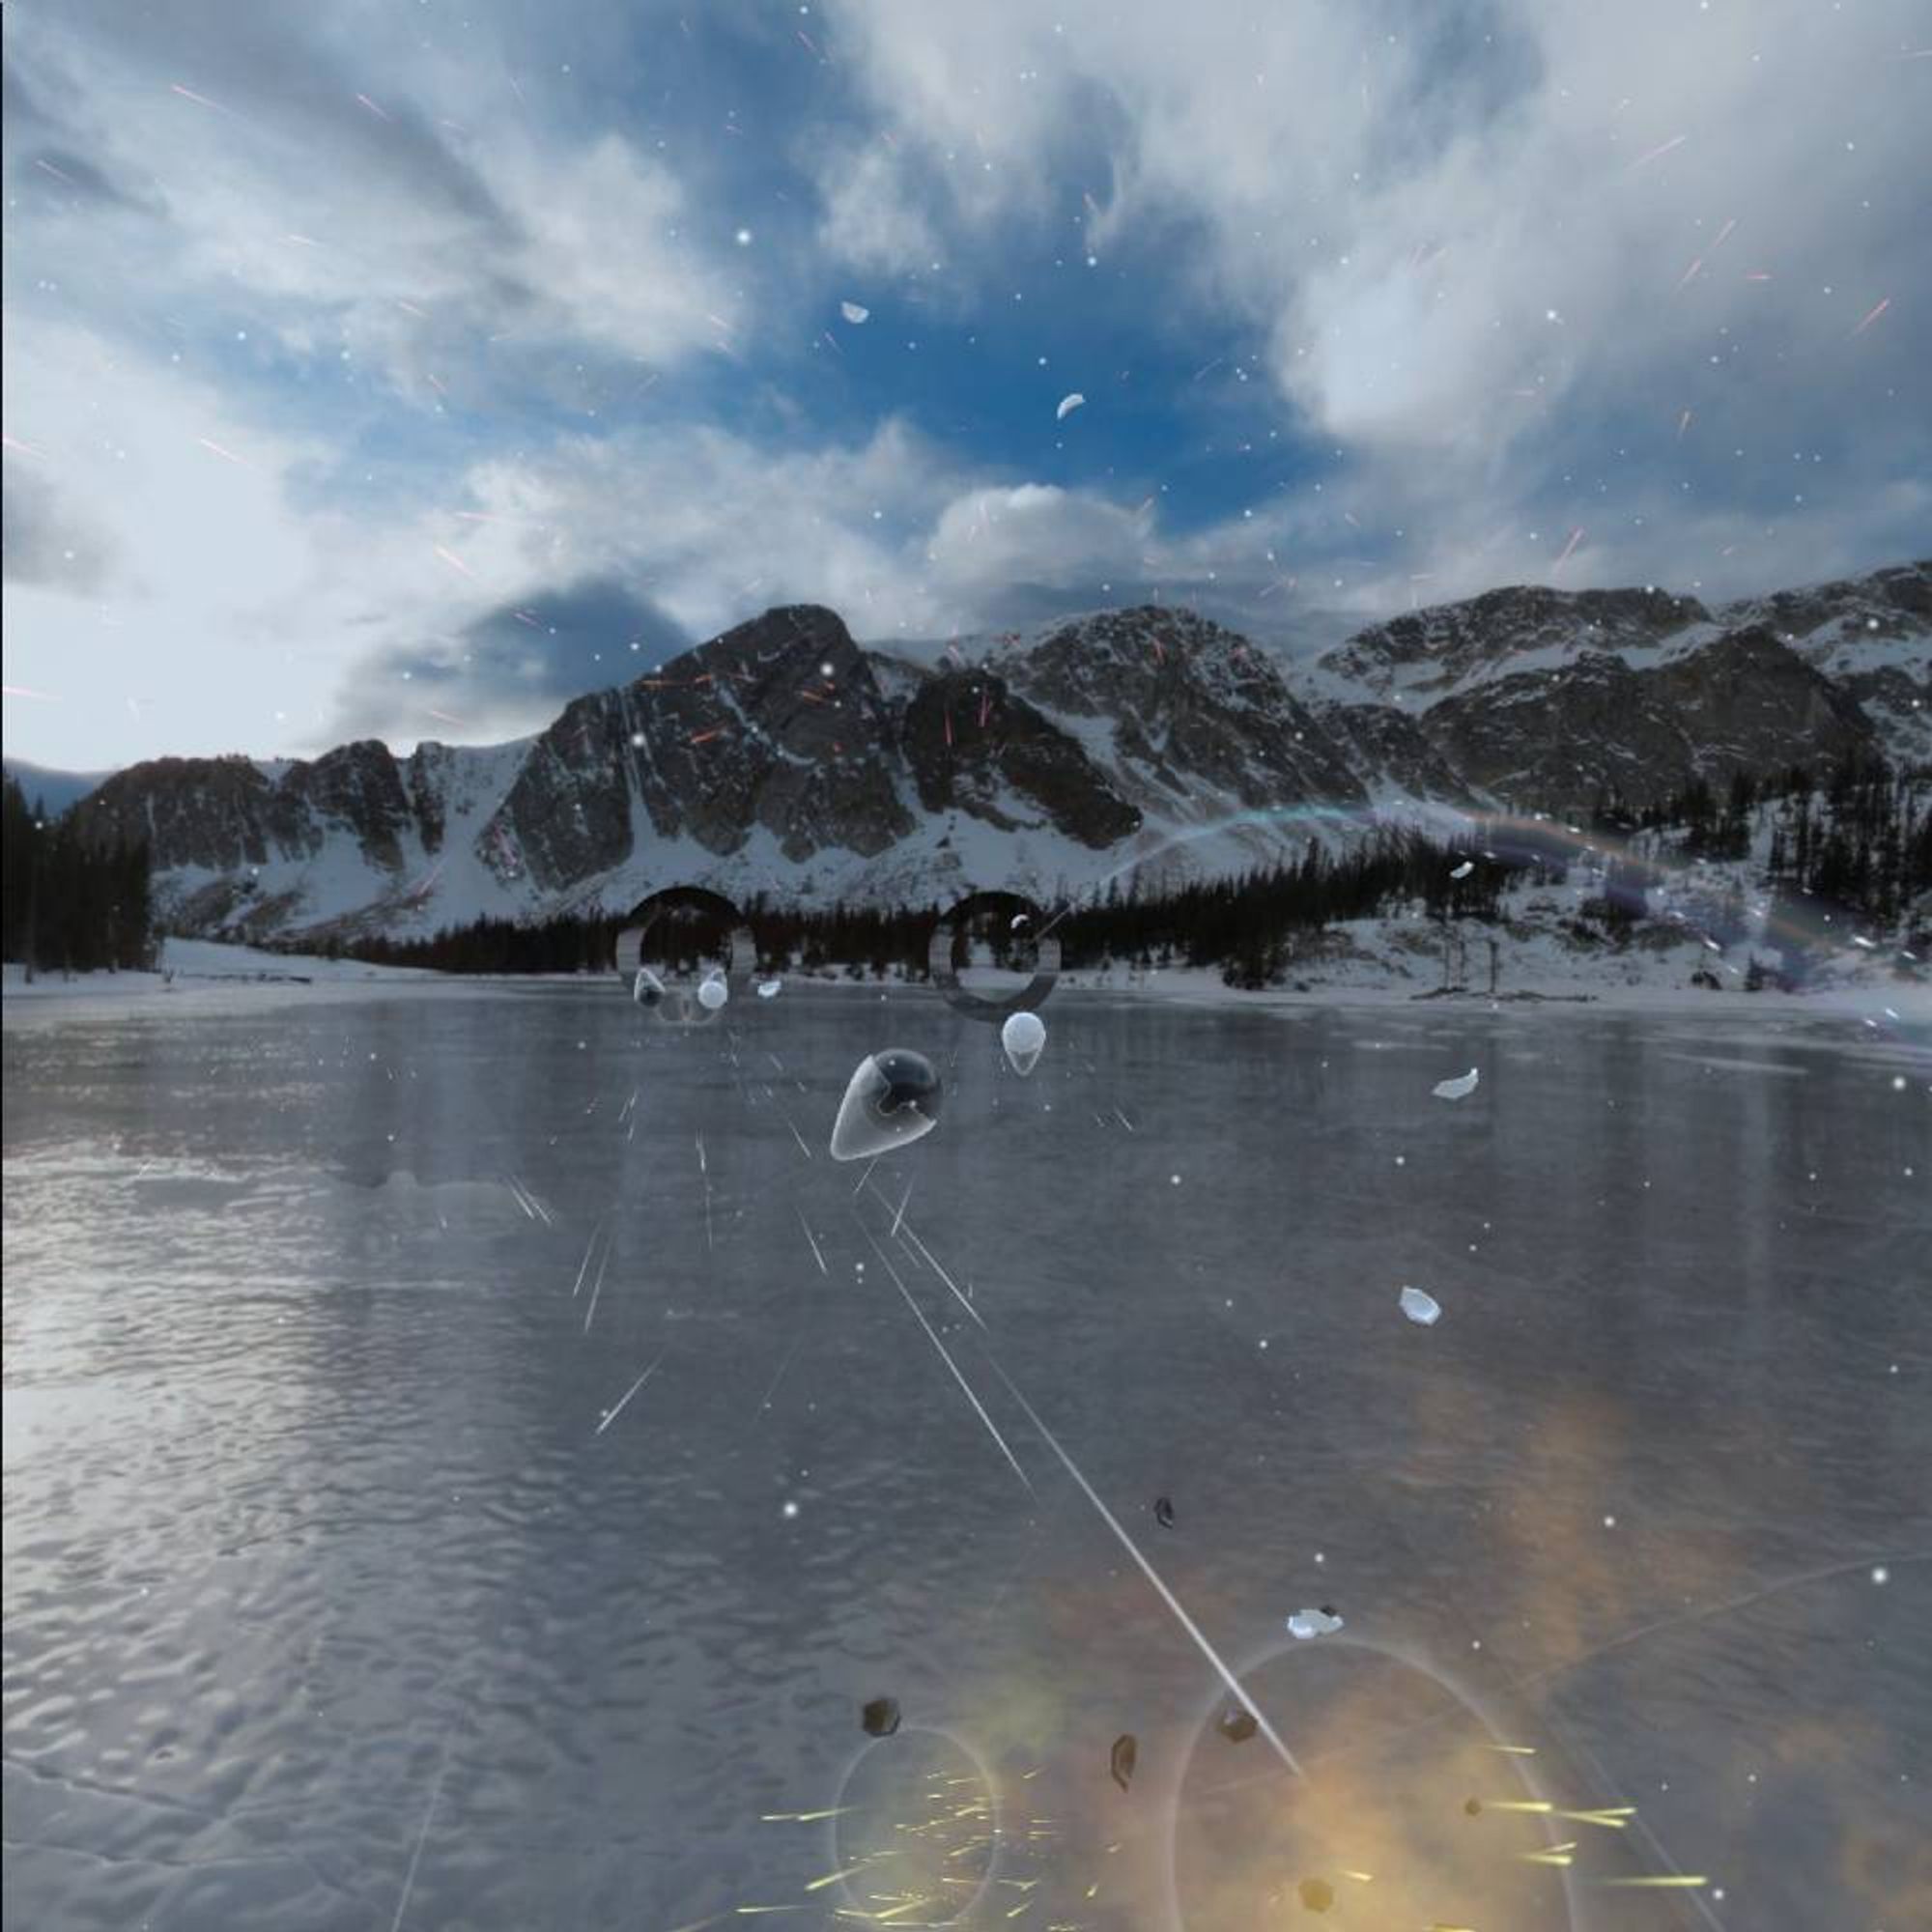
869, 1048, 942, 1122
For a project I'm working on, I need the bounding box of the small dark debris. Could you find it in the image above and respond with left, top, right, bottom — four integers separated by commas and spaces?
1153, 1495, 1176, 1529
1216, 1707, 1258, 1744
1110, 1733, 1137, 1791
1464, 1796, 1483, 1817
861, 1696, 901, 1738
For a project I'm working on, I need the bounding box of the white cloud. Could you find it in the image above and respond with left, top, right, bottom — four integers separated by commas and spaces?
815, 143, 938, 274
927, 484, 1149, 599
821, 0, 1930, 505
4, 0, 1922, 769
0, 315, 503, 766
2, 7, 739, 396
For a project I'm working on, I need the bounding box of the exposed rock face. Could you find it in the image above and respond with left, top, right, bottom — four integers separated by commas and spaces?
1321, 584, 1712, 700
79, 755, 307, 872
281, 741, 415, 872
1303, 699, 1468, 801
899, 668, 1141, 844
1717, 558, 1931, 769
1008, 607, 1366, 811
68, 560, 1922, 941
491, 607, 919, 890
1420, 627, 1878, 807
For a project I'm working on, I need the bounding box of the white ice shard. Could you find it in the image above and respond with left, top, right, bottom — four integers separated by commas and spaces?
1450, 861, 1474, 879
1432, 1067, 1480, 1101
1055, 392, 1085, 420
1001, 1009, 1046, 1077
1286, 1606, 1345, 1640
1399, 1285, 1442, 1325
756, 978, 782, 999
840, 300, 869, 324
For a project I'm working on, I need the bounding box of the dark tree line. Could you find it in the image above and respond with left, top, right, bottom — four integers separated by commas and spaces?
334, 829, 1559, 983
330, 753, 1930, 984
1, 776, 156, 976
1588, 752, 1931, 924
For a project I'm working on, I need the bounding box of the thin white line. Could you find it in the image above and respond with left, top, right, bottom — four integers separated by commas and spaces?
594, 1351, 667, 1436
387, 1754, 447, 1932
856, 1219, 1032, 1495
983, 1356, 1305, 1782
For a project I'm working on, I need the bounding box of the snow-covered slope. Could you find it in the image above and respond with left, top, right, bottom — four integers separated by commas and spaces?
66, 561, 1928, 945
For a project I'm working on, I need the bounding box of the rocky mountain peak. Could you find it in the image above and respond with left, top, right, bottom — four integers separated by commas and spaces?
53, 558, 1923, 945
1321, 581, 1713, 700
1015, 605, 1273, 715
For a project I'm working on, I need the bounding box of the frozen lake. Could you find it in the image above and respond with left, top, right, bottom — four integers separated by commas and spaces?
4, 984, 1928, 1931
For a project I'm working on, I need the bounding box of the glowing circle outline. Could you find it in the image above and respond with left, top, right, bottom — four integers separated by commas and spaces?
927, 890, 1060, 1022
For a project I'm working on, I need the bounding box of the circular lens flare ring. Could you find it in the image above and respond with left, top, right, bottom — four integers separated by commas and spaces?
929, 890, 1061, 1022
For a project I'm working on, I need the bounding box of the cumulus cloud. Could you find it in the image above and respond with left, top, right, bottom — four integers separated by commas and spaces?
819, 0, 1930, 560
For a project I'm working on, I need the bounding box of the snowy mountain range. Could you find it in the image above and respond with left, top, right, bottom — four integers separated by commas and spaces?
62, 558, 1932, 945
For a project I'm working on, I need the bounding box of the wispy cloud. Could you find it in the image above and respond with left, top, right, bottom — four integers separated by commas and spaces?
3, 0, 1924, 766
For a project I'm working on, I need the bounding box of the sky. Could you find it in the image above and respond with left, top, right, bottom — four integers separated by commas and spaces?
2, 0, 1927, 770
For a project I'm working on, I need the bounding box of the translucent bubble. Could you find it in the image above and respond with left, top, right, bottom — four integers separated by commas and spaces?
1001, 1009, 1046, 1076
756, 978, 783, 999
633, 966, 667, 1007
696, 974, 729, 1011
829, 1049, 943, 1161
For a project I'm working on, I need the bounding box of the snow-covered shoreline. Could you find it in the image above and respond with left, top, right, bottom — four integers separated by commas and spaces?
7, 934, 1927, 1030
2, 938, 462, 1021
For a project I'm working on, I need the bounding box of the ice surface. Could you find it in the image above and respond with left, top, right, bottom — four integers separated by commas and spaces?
3, 990, 1925, 1927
